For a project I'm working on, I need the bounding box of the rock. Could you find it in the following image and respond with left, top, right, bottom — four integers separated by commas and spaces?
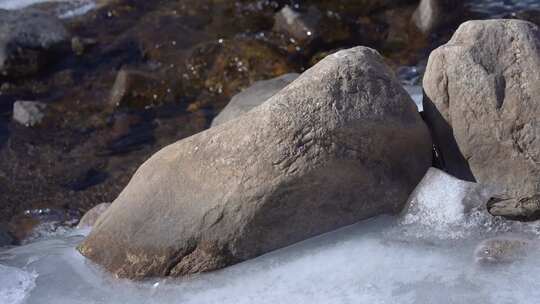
109, 68, 172, 109
487, 194, 540, 222
77, 203, 111, 229
211, 73, 299, 127
71, 36, 97, 56
474, 237, 531, 265
0, 223, 13, 247
273, 6, 321, 44
422, 20, 540, 197
12, 101, 47, 127
412, 0, 464, 34
0, 9, 70, 78
182, 37, 295, 106
78, 46, 432, 279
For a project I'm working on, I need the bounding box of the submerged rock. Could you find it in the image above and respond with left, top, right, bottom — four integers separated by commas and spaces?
0, 9, 70, 78
109, 68, 172, 109
77, 203, 111, 229
488, 194, 540, 222
211, 73, 299, 127
423, 20, 540, 198
273, 6, 321, 44
78, 47, 432, 279
474, 237, 531, 265
412, 0, 463, 34
12, 101, 47, 127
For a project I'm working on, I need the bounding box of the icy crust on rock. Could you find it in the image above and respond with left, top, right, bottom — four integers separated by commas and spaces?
399, 168, 540, 240
400, 168, 501, 239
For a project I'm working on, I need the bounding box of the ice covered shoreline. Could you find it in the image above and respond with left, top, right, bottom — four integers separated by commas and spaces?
2, 169, 540, 304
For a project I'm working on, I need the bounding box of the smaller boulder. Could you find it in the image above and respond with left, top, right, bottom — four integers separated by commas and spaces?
0, 9, 70, 78
12, 101, 47, 127
77, 203, 111, 229
211, 73, 299, 127
474, 237, 531, 265
412, 0, 463, 34
109, 68, 172, 109
273, 6, 321, 44
487, 194, 540, 222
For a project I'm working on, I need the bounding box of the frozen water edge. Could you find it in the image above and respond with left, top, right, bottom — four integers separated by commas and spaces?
1, 169, 540, 303
0, 265, 37, 304
0, 0, 96, 18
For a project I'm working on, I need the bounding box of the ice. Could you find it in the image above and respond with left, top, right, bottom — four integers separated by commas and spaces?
403, 85, 423, 111
0, 265, 37, 304
399, 168, 501, 239
1, 169, 540, 303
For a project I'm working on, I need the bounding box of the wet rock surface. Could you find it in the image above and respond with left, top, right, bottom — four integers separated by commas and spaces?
78, 47, 432, 279
0, 8, 70, 78
423, 19, 540, 198
12, 101, 48, 127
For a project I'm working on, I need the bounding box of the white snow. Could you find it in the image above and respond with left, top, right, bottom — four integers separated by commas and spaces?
1, 168, 540, 303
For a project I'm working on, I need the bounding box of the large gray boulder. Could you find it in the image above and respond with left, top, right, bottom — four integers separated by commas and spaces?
0, 9, 70, 78
211, 73, 299, 127
423, 20, 540, 197
78, 47, 432, 279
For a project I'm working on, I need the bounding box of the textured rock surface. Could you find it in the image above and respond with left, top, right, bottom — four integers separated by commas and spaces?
488, 194, 540, 222
0, 8, 69, 77
211, 73, 299, 127
109, 68, 172, 109
78, 46, 432, 279
412, 0, 463, 34
474, 237, 531, 265
423, 20, 540, 197
12, 101, 47, 127
77, 203, 111, 229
